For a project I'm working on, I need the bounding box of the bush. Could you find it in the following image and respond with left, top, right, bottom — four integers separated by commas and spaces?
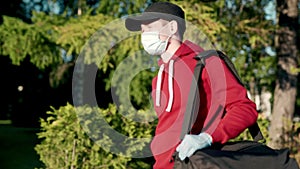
35, 103, 156, 169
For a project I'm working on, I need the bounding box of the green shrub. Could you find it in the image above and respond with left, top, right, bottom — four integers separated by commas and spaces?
35, 103, 156, 169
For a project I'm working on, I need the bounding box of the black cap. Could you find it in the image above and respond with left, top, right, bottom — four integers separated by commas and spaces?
125, 2, 185, 32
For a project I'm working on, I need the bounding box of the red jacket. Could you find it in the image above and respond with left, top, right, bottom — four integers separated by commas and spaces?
150, 40, 258, 169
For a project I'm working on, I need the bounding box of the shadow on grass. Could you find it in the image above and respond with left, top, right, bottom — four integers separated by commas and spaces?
0, 124, 44, 169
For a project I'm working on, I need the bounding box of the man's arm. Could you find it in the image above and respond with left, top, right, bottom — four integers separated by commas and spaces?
204, 56, 258, 144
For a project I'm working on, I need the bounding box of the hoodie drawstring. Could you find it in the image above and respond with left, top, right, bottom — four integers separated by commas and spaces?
155, 60, 174, 112
155, 64, 164, 107
166, 60, 174, 112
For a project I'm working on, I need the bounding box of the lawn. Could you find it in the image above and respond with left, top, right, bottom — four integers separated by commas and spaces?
0, 124, 44, 169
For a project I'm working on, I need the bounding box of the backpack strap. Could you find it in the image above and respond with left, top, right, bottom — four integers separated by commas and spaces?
180, 54, 205, 140
180, 50, 265, 142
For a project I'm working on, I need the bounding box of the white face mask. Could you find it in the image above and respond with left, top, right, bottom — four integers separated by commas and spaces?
141, 24, 173, 55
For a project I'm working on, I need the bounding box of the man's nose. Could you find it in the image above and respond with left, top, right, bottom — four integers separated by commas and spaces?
141, 25, 145, 32
141, 25, 149, 33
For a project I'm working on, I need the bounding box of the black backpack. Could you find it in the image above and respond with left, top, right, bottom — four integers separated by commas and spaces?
173, 50, 300, 169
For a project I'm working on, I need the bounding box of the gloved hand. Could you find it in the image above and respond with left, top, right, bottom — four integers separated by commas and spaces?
176, 132, 213, 160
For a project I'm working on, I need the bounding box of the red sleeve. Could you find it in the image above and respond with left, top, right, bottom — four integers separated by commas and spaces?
201, 56, 258, 144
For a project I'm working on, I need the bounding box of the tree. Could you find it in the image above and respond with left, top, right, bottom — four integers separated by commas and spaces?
268, 0, 299, 149
215, 0, 276, 100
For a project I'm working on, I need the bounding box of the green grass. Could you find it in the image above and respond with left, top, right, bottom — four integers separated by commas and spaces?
0, 125, 44, 169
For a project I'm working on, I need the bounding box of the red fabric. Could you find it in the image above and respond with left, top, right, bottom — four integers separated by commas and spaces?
150, 40, 258, 169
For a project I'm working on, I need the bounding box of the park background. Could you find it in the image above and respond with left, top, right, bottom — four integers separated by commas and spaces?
0, 0, 299, 168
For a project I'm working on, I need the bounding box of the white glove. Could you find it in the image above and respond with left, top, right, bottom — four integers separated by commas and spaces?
176, 132, 213, 160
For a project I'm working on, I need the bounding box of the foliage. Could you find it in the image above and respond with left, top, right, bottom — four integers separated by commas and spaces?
35, 103, 156, 169
175, 0, 227, 44
0, 15, 61, 69
106, 47, 158, 108
211, 0, 276, 92
95, 0, 147, 17
0, 10, 115, 68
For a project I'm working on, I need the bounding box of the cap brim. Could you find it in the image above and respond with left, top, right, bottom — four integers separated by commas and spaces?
125, 13, 160, 31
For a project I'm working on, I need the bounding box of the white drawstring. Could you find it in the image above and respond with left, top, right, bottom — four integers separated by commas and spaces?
155, 60, 175, 112
156, 64, 164, 107
166, 60, 174, 112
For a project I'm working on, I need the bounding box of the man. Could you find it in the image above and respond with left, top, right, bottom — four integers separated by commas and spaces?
125, 2, 258, 169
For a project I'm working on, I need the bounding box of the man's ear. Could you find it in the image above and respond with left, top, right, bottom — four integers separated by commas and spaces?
169, 20, 178, 34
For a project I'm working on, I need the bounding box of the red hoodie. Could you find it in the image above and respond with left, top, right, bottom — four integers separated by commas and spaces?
150, 40, 258, 169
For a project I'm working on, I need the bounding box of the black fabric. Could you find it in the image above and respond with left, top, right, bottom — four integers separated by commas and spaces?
173, 141, 300, 169
180, 58, 204, 140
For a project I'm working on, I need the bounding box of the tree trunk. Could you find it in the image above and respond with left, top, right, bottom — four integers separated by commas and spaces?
268, 0, 299, 149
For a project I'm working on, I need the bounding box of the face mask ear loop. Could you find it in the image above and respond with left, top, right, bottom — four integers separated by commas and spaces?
161, 32, 174, 53
158, 22, 173, 43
